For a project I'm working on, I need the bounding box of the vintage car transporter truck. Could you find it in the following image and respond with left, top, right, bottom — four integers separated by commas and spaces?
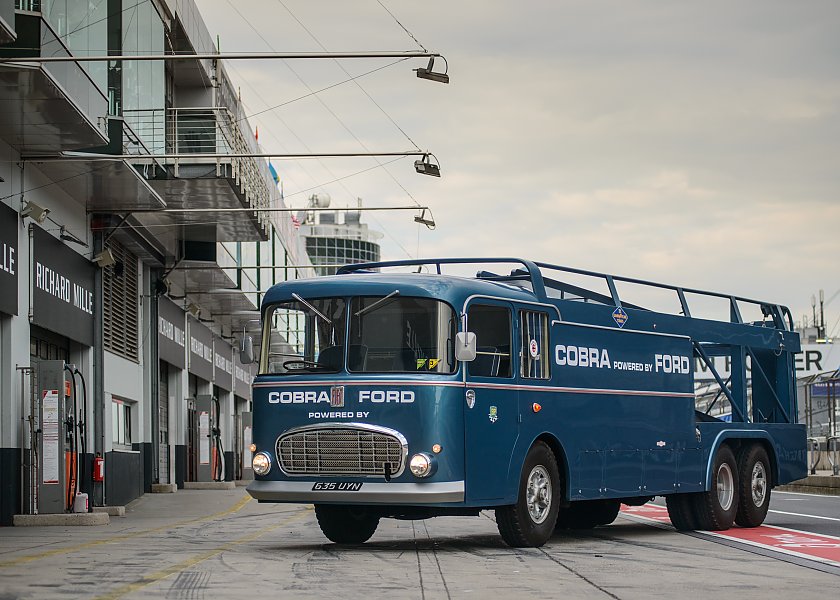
243, 258, 805, 547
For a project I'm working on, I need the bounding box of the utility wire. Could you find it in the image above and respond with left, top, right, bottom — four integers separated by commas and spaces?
230, 0, 424, 209
275, 0, 423, 154
0, 163, 114, 202
235, 58, 409, 124
376, 0, 427, 52
283, 156, 407, 198
220, 5, 420, 258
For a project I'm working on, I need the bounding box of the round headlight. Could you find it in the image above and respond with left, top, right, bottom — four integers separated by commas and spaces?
252, 452, 272, 476
409, 453, 434, 478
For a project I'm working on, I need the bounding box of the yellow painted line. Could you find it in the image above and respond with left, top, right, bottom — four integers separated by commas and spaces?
93, 508, 311, 600
0, 493, 253, 568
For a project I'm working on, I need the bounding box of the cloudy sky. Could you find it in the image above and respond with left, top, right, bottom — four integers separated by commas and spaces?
195, 0, 839, 333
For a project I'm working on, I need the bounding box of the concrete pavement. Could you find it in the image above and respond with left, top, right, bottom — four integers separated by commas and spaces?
0, 488, 837, 599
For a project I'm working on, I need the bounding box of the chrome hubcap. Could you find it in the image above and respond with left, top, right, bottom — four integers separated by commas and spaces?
526, 465, 552, 524
751, 461, 767, 507
716, 462, 734, 512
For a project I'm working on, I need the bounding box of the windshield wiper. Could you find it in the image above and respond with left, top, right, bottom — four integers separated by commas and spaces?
292, 293, 332, 324
354, 290, 400, 317
292, 293, 337, 345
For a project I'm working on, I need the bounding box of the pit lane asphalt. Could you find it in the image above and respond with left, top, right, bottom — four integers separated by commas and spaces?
0, 488, 837, 600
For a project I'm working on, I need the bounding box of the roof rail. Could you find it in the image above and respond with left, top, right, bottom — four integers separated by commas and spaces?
336, 257, 793, 331
336, 257, 548, 302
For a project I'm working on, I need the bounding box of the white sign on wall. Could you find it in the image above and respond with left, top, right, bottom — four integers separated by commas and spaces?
199, 411, 210, 465
42, 390, 60, 484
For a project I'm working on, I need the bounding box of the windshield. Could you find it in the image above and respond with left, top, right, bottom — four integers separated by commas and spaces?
349, 297, 456, 373
259, 296, 457, 375
260, 297, 346, 374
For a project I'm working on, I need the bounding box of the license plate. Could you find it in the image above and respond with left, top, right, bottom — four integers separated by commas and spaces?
311, 482, 363, 492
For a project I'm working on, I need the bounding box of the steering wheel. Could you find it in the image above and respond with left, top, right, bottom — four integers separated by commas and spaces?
282, 359, 321, 370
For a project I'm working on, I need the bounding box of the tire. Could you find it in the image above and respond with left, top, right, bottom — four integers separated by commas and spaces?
665, 493, 698, 531
555, 499, 621, 529
496, 441, 561, 547
735, 444, 771, 527
691, 445, 739, 531
314, 505, 380, 544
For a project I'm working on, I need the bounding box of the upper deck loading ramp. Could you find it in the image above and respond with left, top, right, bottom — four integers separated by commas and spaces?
337, 258, 800, 426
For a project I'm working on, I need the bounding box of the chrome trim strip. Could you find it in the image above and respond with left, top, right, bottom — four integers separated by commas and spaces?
469, 382, 695, 398
253, 380, 464, 388
275, 422, 409, 479
254, 379, 692, 398
246, 479, 465, 504
462, 294, 562, 320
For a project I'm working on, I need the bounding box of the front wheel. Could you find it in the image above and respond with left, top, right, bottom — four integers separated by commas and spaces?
314, 505, 379, 544
496, 441, 561, 548
735, 444, 771, 527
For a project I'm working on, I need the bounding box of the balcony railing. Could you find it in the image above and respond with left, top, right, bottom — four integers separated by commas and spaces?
123, 106, 273, 230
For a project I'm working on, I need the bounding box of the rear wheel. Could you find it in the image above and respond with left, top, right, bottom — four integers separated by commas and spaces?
735, 444, 771, 527
666, 493, 698, 530
555, 499, 621, 529
691, 445, 739, 531
314, 505, 380, 544
496, 442, 560, 547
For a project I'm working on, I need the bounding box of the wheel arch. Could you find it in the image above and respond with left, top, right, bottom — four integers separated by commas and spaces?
508, 432, 570, 503
704, 430, 779, 491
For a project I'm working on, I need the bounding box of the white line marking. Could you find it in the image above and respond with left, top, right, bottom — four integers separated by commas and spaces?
769, 510, 840, 523
621, 510, 840, 568
775, 490, 840, 499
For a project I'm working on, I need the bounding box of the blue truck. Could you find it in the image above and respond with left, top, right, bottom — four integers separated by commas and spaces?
244, 258, 806, 547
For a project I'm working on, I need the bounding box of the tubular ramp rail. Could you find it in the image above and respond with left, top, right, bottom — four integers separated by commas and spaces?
338, 257, 800, 426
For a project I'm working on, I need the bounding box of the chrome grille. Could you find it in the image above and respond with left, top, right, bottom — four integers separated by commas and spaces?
276, 425, 406, 477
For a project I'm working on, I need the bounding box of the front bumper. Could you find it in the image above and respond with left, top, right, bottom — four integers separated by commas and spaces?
246, 479, 465, 504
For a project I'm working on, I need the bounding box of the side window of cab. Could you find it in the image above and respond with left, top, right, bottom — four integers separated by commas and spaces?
520, 310, 550, 379
467, 304, 512, 378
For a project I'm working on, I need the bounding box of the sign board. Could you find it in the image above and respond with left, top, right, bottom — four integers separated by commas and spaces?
158, 297, 186, 369
0, 202, 18, 316
188, 316, 214, 381
694, 343, 840, 381
213, 336, 233, 391
234, 349, 255, 398
31, 225, 95, 345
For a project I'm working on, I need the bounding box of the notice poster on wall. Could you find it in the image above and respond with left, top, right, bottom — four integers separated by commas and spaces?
199, 411, 210, 465
42, 390, 60, 484
243, 426, 253, 467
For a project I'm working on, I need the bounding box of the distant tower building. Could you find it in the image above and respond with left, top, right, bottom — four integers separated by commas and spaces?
299, 194, 383, 276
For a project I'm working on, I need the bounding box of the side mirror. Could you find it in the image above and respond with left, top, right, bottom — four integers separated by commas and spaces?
239, 335, 254, 365
455, 332, 477, 362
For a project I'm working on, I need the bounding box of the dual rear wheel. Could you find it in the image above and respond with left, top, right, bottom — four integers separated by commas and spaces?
666, 443, 772, 531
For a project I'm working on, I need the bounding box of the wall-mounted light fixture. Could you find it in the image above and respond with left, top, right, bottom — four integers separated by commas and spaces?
414, 208, 436, 230
20, 201, 50, 224
414, 154, 441, 177
415, 57, 449, 84
92, 248, 116, 268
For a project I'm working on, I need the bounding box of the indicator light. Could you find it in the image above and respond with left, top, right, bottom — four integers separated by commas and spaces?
249, 443, 257, 453
532, 403, 542, 413
432, 444, 442, 454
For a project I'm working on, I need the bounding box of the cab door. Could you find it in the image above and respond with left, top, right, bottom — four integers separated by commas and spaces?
464, 301, 518, 501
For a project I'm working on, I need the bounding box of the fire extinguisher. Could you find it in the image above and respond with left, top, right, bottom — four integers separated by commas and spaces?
93, 453, 104, 482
